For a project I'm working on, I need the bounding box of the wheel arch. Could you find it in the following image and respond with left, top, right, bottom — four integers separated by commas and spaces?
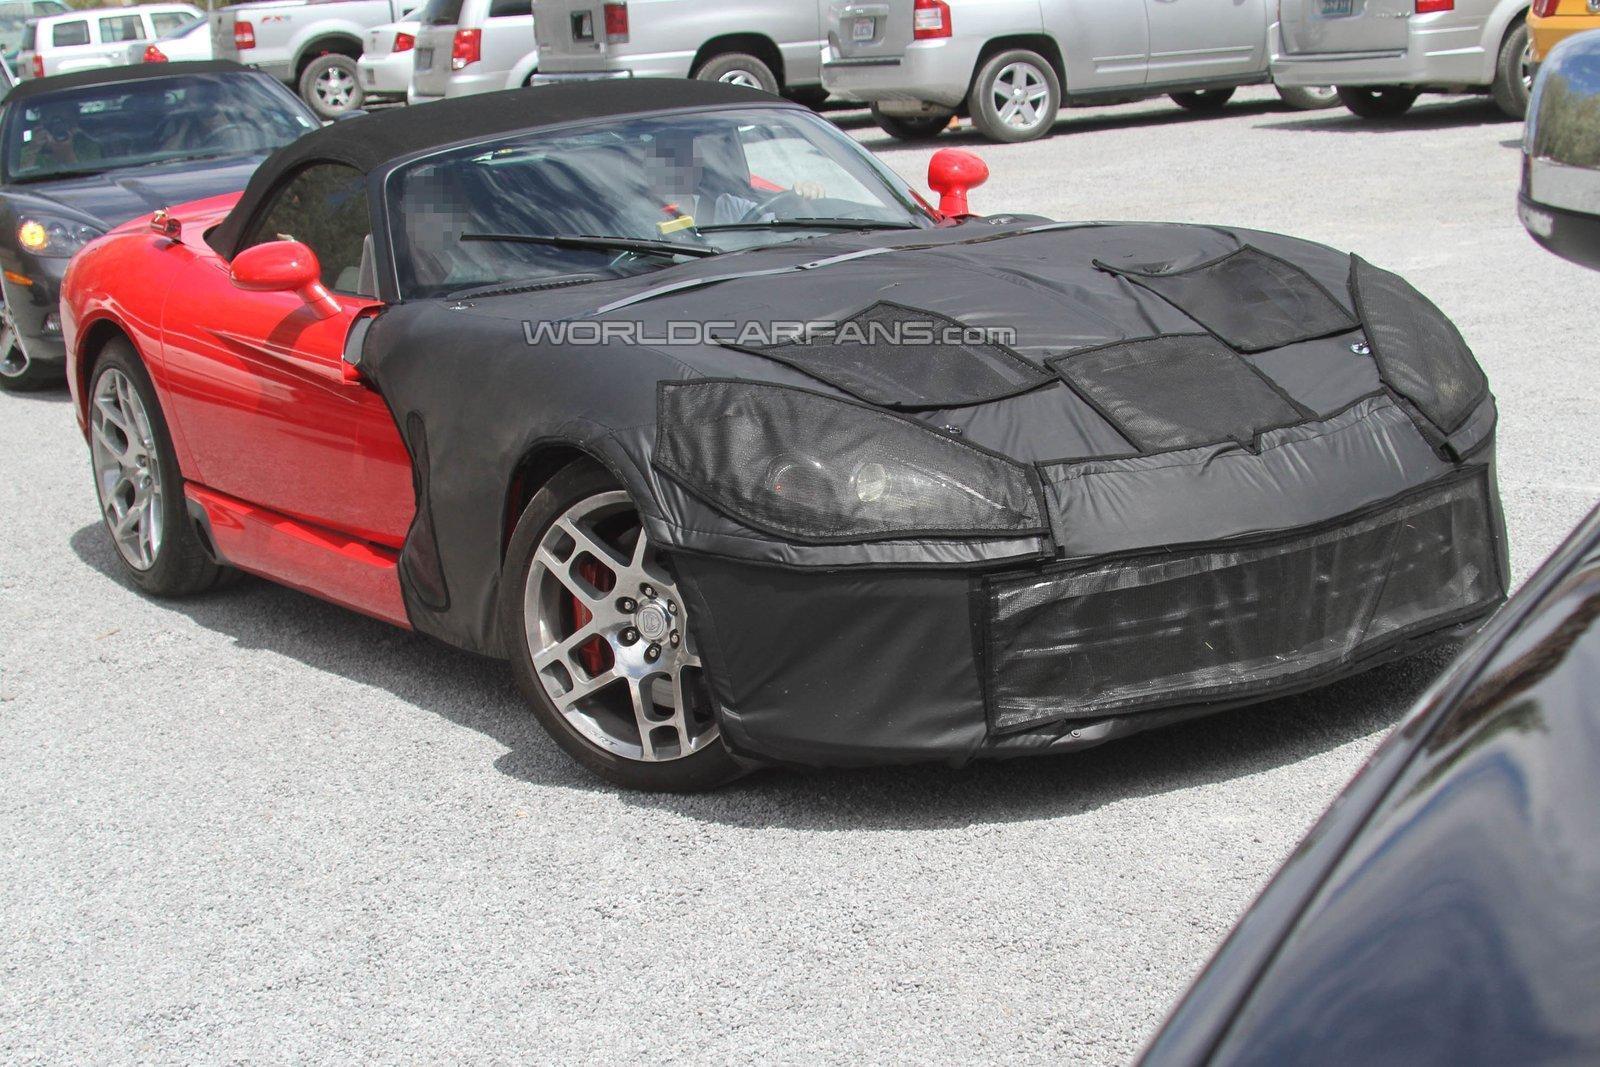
74, 315, 136, 421
690, 33, 785, 87
502, 440, 610, 560
1487, 0, 1531, 76
968, 34, 1068, 100
294, 33, 364, 78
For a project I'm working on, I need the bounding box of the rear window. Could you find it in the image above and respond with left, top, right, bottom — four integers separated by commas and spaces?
98, 14, 142, 43
18, 22, 35, 50
51, 19, 88, 47
488, 0, 529, 16
149, 10, 195, 35
420, 0, 465, 26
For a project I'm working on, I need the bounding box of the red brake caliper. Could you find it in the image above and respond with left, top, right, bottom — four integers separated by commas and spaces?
573, 557, 615, 677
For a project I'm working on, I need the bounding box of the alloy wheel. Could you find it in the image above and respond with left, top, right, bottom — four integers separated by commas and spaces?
90, 367, 164, 571
991, 60, 1050, 132
717, 69, 764, 89
1521, 41, 1534, 93
523, 490, 718, 763
316, 66, 356, 110
0, 305, 25, 381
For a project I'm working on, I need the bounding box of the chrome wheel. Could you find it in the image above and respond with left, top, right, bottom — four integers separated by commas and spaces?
0, 305, 26, 381
315, 65, 356, 110
90, 367, 163, 571
991, 60, 1050, 132
717, 69, 763, 89
523, 490, 717, 763
1521, 41, 1534, 93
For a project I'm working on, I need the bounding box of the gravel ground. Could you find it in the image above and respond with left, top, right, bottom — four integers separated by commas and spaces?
2, 87, 1597, 1064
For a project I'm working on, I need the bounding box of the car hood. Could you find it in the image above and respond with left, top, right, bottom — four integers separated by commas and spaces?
4, 153, 270, 232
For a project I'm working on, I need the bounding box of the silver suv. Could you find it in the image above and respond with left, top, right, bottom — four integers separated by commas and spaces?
824, 0, 1337, 143
531, 0, 826, 102
411, 0, 538, 102
1272, 0, 1534, 120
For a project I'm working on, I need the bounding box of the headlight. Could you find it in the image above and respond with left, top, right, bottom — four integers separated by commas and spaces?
17, 215, 102, 258
654, 379, 1045, 541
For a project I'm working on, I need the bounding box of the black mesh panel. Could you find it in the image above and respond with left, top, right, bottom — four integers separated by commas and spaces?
1100, 246, 1358, 352
654, 379, 1045, 542
398, 412, 450, 611
724, 301, 1051, 409
1049, 334, 1305, 452
1349, 255, 1488, 434
983, 473, 1501, 733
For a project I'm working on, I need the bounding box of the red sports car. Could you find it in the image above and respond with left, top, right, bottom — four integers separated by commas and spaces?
63, 81, 1506, 791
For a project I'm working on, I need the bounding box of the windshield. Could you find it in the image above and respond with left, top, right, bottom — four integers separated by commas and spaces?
2, 72, 318, 184
388, 107, 935, 299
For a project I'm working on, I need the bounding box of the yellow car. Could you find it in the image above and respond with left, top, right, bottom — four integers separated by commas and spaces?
1530, 0, 1600, 65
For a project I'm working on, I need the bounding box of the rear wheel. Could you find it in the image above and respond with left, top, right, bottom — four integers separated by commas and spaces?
0, 304, 57, 392
88, 341, 228, 597
871, 104, 949, 141
1337, 85, 1420, 118
502, 460, 744, 792
299, 53, 365, 120
693, 52, 779, 95
968, 49, 1061, 143
1491, 20, 1533, 119
1276, 84, 1340, 110
1169, 87, 1236, 112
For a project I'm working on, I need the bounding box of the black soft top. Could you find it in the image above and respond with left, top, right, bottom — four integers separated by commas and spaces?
3, 60, 253, 105
209, 80, 796, 258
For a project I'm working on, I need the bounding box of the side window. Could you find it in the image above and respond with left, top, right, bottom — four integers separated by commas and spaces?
487, 0, 529, 17
50, 19, 88, 47
98, 14, 142, 42
149, 10, 192, 36
244, 163, 373, 294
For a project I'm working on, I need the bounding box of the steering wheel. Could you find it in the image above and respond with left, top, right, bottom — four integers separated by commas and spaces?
208, 123, 253, 151
737, 189, 805, 223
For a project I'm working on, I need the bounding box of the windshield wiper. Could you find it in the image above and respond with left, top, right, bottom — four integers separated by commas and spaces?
696, 219, 920, 233
461, 232, 718, 259
9, 167, 112, 184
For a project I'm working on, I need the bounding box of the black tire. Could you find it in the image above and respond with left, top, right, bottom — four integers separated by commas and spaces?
871, 104, 949, 141
1336, 85, 1420, 119
501, 459, 746, 792
87, 340, 229, 598
1275, 84, 1340, 111
1169, 87, 1237, 112
967, 48, 1062, 143
692, 52, 779, 95
1491, 20, 1532, 119
298, 53, 365, 120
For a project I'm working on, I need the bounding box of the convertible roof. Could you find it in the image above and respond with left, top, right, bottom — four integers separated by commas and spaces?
209, 80, 798, 258
3, 60, 252, 105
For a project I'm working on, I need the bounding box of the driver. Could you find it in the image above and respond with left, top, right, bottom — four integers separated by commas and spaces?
161, 80, 247, 151
641, 127, 823, 227
20, 100, 99, 171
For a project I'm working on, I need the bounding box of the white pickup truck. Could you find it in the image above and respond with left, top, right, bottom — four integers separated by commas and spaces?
211, 0, 423, 118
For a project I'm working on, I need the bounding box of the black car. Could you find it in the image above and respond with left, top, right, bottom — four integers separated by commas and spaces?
1141, 500, 1600, 1065
0, 60, 317, 390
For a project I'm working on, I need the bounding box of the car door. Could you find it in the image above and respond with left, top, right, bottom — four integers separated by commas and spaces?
1143, 0, 1268, 84
1040, 0, 1151, 91
157, 163, 415, 548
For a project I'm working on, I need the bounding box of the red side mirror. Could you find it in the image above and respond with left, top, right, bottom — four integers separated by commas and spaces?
927, 148, 989, 218
229, 240, 341, 319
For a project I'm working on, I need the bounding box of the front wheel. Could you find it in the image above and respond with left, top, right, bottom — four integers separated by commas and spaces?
1169, 88, 1236, 112
871, 104, 949, 141
692, 52, 779, 95
502, 460, 745, 792
1336, 85, 1420, 119
1491, 20, 1532, 119
1276, 84, 1340, 111
299, 53, 365, 119
968, 49, 1061, 142
0, 304, 59, 392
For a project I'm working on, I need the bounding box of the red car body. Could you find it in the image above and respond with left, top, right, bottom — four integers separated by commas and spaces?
64, 192, 415, 627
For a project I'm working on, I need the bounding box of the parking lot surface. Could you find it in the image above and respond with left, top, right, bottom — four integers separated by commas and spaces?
3, 87, 1596, 1063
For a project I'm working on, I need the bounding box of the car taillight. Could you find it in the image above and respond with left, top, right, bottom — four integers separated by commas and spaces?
913, 0, 952, 39
393, 30, 414, 52
30, 54, 42, 78
450, 27, 481, 69
1414, 0, 1453, 11
233, 20, 255, 49
143, 44, 167, 62
1530, 0, 1559, 15
603, 2, 628, 43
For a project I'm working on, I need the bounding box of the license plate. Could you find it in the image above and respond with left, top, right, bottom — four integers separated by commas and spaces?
415, 46, 432, 70
1318, 0, 1355, 15
851, 16, 874, 41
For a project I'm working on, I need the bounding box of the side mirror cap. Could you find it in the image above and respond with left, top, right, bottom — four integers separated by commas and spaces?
928, 148, 989, 218
229, 239, 341, 319
1520, 32, 1600, 272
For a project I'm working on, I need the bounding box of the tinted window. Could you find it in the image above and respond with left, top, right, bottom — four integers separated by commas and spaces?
50, 19, 88, 47
246, 164, 372, 293
150, 10, 195, 36
420, 0, 465, 25
488, 0, 529, 17
99, 15, 142, 42
2, 72, 317, 183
